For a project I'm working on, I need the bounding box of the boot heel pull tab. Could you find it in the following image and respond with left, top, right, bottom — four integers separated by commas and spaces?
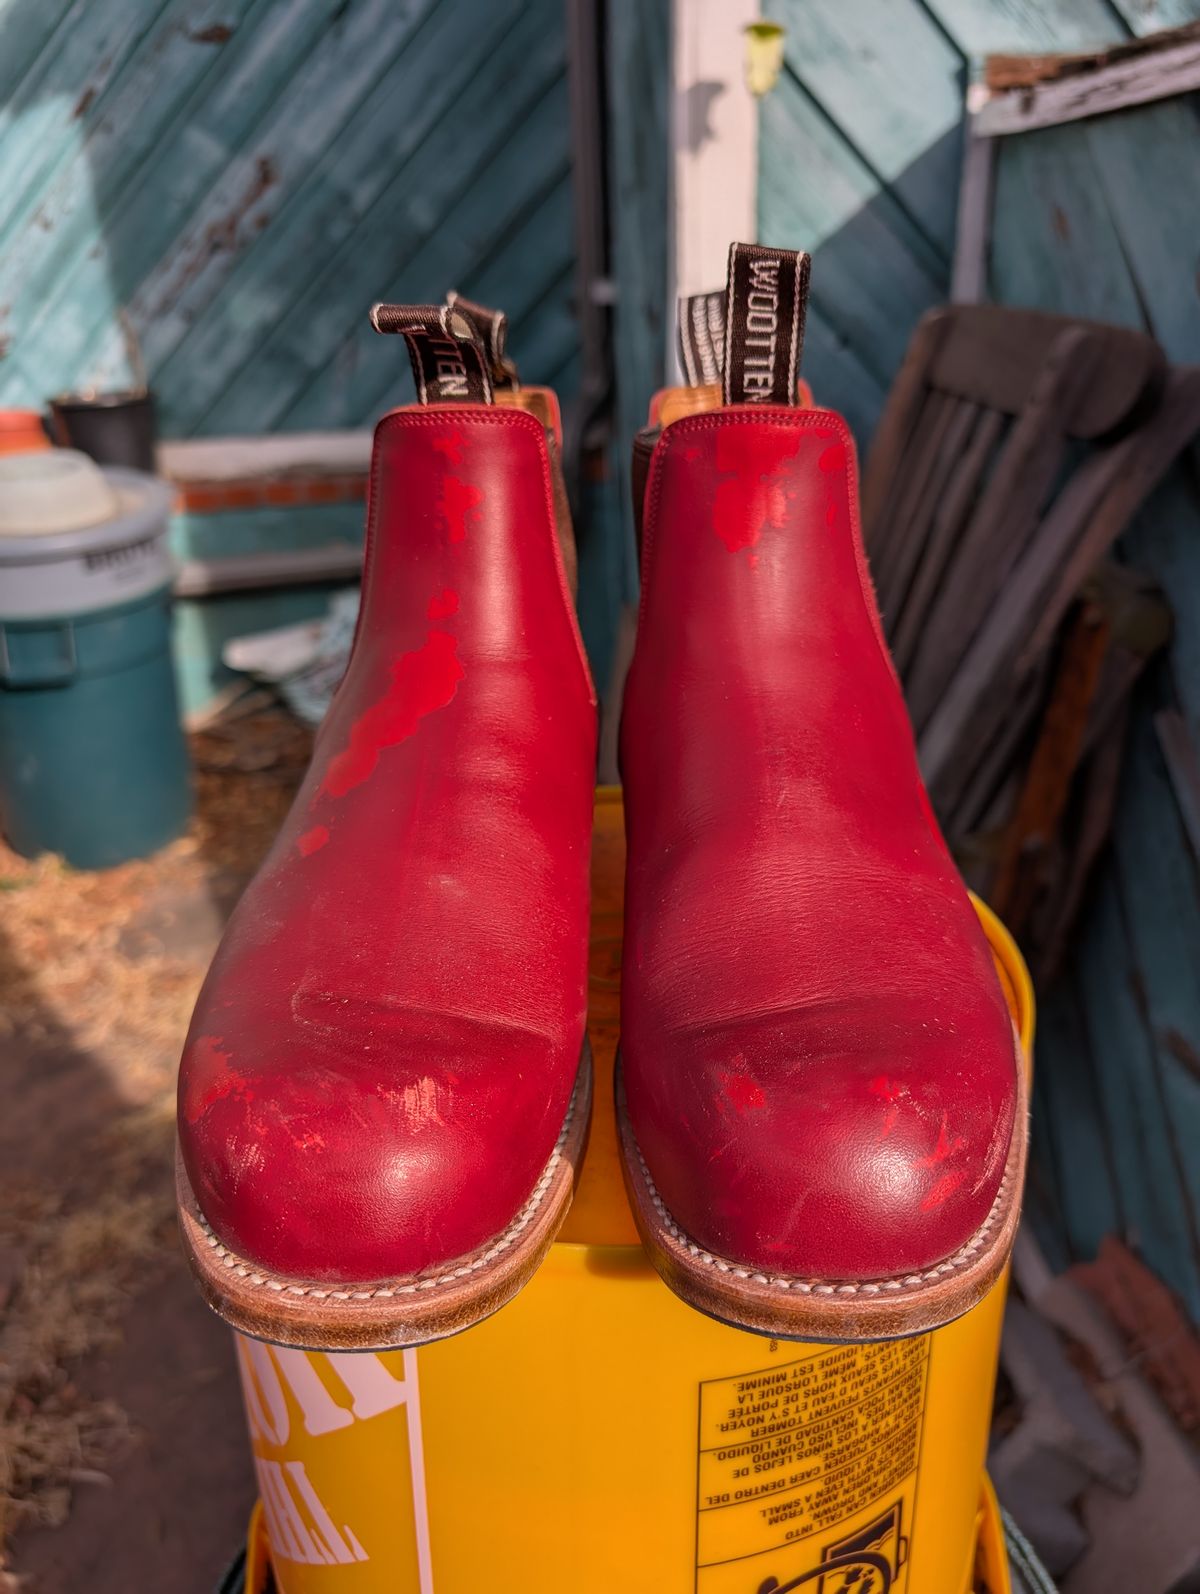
446, 291, 520, 391
369, 302, 494, 405
677, 289, 726, 389
722, 241, 810, 408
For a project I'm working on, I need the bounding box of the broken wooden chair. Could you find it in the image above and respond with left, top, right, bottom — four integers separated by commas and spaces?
861, 303, 1200, 978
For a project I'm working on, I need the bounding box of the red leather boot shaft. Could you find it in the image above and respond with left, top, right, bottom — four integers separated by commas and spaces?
179, 408, 595, 1283
620, 409, 1018, 1281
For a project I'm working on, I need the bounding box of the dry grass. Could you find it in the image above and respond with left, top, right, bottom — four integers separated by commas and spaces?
0, 706, 309, 1569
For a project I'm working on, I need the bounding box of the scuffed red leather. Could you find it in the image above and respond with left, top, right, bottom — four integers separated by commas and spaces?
178, 408, 595, 1283
620, 409, 1018, 1281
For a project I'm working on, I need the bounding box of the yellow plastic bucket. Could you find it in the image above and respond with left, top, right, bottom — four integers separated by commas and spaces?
233, 789, 1033, 1593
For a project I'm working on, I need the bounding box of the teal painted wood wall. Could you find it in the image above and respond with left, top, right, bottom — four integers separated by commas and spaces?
761, 0, 1200, 1315
0, 0, 579, 432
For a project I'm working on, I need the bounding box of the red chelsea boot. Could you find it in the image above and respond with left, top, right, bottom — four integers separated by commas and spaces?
177, 304, 596, 1349
617, 246, 1026, 1341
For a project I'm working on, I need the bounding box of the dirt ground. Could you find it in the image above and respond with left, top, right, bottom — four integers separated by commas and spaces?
0, 705, 313, 1592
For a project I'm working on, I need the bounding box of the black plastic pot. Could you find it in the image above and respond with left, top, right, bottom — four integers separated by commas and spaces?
49, 389, 157, 473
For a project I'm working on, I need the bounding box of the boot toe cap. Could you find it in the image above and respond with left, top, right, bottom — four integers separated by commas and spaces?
179, 1029, 570, 1284
627, 1021, 1020, 1283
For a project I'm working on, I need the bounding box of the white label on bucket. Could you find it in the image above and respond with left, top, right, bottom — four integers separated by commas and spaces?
695, 1336, 928, 1593
0, 534, 173, 619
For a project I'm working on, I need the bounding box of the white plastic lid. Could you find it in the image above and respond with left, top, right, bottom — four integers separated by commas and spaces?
0, 449, 121, 537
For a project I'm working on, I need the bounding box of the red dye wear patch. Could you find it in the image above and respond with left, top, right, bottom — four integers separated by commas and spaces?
184, 1036, 253, 1125
321, 630, 464, 799
439, 476, 483, 543
427, 588, 460, 620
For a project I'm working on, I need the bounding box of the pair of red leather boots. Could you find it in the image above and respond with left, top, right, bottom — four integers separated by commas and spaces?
177, 249, 1025, 1353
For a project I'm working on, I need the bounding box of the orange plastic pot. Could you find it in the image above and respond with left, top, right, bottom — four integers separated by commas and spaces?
0, 409, 50, 456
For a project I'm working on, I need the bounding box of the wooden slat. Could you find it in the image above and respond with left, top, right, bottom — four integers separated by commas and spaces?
156, 0, 533, 432
1101, 714, 1200, 1304
868, 390, 952, 605
274, 135, 574, 433
920, 0, 1126, 56
906, 324, 1100, 733
0, 0, 78, 105
0, 0, 172, 244
1017, 368, 1200, 668
0, 0, 340, 405
927, 304, 1164, 438
918, 372, 1200, 814
0, 0, 240, 355
881, 397, 980, 640
861, 308, 951, 542
1072, 870, 1200, 1312
765, 0, 965, 260
872, 393, 971, 621
891, 405, 998, 672
978, 33, 1200, 136
1082, 97, 1200, 360
944, 643, 1047, 837
989, 121, 1148, 331
125, 0, 443, 386
989, 601, 1112, 930
758, 70, 946, 389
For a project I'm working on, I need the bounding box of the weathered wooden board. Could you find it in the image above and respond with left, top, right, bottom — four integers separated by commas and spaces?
1033, 981, 1124, 1265
607, 0, 670, 605
764, 0, 965, 262
0, 0, 238, 353
277, 155, 574, 433
0, 0, 171, 249
758, 69, 946, 397
159, 0, 537, 431
921, 0, 1126, 55
0, 0, 348, 403
1073, 868, 1200, 1312
0, 0, 580, 435
1113, 0, 1200, 27
0, 0, 79, 106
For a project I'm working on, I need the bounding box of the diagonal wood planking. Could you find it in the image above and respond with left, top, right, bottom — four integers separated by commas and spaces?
758, 0, 1200, 1303
0, 0, 347, 404
758, 67, 946, 393
160, 0, 529, 432
342, 170, 576, 432
0, 0, 173, 247
0, 0, 579, 432
0, 0, 79, 106
0, 0, 254, 363
112, 0, 445, 385
199, 0, 570, 434
765, 0, 966, 261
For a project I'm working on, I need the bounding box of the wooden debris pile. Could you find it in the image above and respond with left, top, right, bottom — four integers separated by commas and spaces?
863, 303, 1200, 980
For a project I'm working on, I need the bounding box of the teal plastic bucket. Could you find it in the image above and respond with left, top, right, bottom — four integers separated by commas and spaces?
0, 465, 191, 869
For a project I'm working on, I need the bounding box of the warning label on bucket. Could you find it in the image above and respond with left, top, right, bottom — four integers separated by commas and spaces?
695, 1336, 928, 1592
